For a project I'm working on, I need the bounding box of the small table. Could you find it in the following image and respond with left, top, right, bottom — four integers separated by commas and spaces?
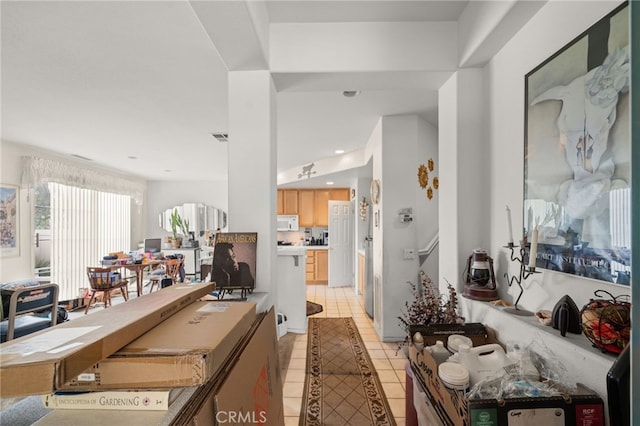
111, 260, 164, 297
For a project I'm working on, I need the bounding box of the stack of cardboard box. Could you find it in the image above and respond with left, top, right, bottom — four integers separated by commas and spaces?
0, 283, 285, 425
408, 323, 605, 426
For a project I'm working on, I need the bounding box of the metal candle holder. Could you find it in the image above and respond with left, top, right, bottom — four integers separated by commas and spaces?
503, 242, 540, 316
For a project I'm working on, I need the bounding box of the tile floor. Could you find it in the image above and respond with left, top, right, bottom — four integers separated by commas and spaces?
283, 284, 407, 426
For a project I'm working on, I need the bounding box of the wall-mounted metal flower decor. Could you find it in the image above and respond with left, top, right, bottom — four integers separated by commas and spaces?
418, 158, 439, 200
418, 164, 429, 189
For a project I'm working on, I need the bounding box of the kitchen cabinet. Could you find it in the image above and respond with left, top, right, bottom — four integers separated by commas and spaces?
358, 252, 365, 296
314, 190, 330, 227
306, 249, 328, 284
315, 250, 328, 282
277, 190, 298, 215
305, 250, 316, 282
278, 188, 350, 227
298, 190, 316, 227
315, 189, 350, 227
330, 189, 351, 201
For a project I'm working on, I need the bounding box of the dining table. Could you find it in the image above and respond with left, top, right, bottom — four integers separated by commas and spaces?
110, 260, 165, 297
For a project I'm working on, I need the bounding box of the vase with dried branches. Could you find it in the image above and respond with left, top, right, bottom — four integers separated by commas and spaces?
397, 270, 464, 356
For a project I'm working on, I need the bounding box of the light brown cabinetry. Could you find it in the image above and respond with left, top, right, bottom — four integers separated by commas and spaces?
277, 189, 299, 215
306, 249, 328, 284
316, 189, 350, 227
306, 250, 315, 282
315, 250, 328, 282
298, 190, 316, 227
358, 252, 365, 296
330, 189, 351, 201
280, 188, 350, 227
278, 188, 350, 226
314, 190, 330, 227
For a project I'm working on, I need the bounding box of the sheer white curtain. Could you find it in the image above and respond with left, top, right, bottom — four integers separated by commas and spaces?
50, 183, 131, 301
22, 156, 143, 301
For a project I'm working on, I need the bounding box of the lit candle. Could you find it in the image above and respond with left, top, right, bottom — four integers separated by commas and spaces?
529, 226, 538, 268
505, 205, 514, 245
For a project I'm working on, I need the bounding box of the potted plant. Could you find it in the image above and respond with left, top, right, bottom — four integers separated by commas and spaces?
397, 271, 464, 356
170, 209, 183, 248
179, 216, 190, 239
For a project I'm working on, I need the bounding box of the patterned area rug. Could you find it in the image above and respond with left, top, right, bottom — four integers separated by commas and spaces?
300, 317, 396, 426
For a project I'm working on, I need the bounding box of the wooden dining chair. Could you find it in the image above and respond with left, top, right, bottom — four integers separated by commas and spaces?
148, 258, 182, 292
85, 267, 129, 314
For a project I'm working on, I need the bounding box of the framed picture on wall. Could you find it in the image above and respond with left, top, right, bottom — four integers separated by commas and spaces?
0, 184, 20, 258
524, 3, 630, 285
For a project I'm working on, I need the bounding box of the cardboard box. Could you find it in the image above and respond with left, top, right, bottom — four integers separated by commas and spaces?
409, 323, 604, 426
0, 283, 214, 398
179, 307, 284, 425
33, 308, 283, 425
60, 301, 256, 390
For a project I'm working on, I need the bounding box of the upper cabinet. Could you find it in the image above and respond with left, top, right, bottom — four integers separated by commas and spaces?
314, 190, 330, 227
297, 190, 316, 227
280, 189, 299, 215
278, 188, 350, 227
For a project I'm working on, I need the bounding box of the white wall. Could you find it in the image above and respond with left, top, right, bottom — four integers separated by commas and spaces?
270, 21, 457, 72
457, 0, 631, 410
228, 71, 278, 307
375, 115, 437, 340
486, 1, 630, 313
415, 116, 439, 284
438, 68, 489, 294
0, 142, 34, 282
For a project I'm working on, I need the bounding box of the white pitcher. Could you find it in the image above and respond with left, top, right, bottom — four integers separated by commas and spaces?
457, 343, 510, 386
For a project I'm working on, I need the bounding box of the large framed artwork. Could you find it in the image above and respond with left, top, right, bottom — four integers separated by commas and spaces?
0, 184, 20, 257
524, 2, 630, 285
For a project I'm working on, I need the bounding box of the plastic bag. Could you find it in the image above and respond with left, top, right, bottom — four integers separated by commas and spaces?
467, 334, 577, 401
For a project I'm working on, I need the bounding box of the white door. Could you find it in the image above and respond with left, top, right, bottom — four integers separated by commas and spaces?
328, 201, 353, 287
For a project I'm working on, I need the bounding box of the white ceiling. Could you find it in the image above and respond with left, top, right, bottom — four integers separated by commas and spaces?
1, 1, 539, 188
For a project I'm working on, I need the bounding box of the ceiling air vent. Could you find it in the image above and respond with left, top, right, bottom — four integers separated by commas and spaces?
211, 133, 228, 142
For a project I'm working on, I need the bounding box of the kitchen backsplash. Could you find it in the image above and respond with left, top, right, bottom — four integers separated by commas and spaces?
277, 227, 328, 246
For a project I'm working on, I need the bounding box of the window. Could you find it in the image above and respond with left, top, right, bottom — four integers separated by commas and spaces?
36, 183, 131, 301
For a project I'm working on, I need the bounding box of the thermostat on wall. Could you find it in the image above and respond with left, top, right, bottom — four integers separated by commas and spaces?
399, 208, 413, 223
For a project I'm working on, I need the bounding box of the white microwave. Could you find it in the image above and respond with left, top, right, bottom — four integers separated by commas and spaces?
277, 215, 299, 231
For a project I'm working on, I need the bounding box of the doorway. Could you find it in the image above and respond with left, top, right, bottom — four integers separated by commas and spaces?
328, 200, 353, 287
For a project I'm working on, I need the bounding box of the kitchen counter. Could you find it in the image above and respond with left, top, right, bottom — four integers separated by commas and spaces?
277, 245, 328, 251
276, 246, 307, 334
277, 246, 307, 255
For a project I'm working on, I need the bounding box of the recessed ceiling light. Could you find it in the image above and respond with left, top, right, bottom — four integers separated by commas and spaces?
326, 181, 335, 185
335, 149, 345, 154
128, 156, 137, 160
164, 169, 172, 173
342, 90, 360, 98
